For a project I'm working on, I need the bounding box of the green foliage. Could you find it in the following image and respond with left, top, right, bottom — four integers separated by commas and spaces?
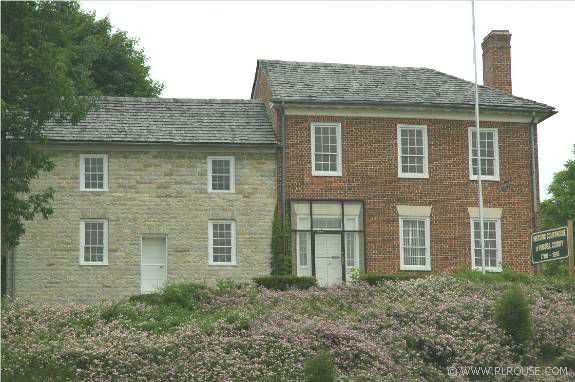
304, 349, 337, 382
541, 146, 575, 229
359, 273, 424, 286
1, 1, 163, 249
349, 268, 362, 284
495, 286, 533, 346
271, 205, 292, 275
253, 275, 317, 291
160, 283, 211, 310
216, 278, 237, 291
540, 146, 574, 276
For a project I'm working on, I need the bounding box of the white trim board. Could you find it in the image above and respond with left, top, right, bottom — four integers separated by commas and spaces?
284, 104, 544, 123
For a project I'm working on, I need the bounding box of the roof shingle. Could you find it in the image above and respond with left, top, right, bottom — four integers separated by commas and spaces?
256, 59, 555, 112
44, 97, 276, 145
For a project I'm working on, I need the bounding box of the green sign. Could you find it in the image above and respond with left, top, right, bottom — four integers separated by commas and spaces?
531, 226, 569, 264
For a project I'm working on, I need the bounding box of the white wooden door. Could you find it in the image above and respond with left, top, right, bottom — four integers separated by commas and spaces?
314, 234, 342, 287
141, 237, 167, 293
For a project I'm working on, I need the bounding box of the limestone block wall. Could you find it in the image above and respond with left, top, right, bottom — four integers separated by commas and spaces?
9, 145, 276, 303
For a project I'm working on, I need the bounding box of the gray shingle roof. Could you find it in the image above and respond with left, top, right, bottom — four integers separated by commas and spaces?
256, 59, 555, 112
44, 97, 276, 145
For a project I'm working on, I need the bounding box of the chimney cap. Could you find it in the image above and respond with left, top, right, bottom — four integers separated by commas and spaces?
482, 30, 511, 42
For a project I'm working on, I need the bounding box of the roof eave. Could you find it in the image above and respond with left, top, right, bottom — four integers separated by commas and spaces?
270, 98, 557, 122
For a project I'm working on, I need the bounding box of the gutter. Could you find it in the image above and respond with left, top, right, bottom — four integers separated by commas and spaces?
529, 113, 539, 231
278, 102, 287, 255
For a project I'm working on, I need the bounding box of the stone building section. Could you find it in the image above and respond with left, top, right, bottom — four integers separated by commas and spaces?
9, 98, 277, 303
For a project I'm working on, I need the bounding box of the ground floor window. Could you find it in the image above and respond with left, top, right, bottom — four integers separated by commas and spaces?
471, 218, 502, 271
399, 217, 431, 271
209, 221, 236, 265
80, 219, 108, 265
291, 200, 364, 285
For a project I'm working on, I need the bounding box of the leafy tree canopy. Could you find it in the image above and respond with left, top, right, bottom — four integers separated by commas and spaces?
1, 1, 163, 248
541, 146, 575, 229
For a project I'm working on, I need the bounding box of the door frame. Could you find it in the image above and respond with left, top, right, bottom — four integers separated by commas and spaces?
140, 234, 168, 294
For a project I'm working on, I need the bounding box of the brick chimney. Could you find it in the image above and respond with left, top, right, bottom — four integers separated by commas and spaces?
482, 30, 512, 93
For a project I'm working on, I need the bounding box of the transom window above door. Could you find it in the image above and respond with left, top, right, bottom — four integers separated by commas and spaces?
208, 156, 235, 193
311, 123, 342, 176
80, 154, 108, 191
397, 125, 428, 178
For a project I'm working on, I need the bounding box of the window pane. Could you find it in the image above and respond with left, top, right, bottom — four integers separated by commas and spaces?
314, 125, 339, 173
401, 219, 428, 267
211, 159, 231, 191
471, 130, 496, 177
298, 232, 309, 266
473, 220, 499, 268
83, 157, 105, 190
346, 232, 357, 266
400, 128, 425, 175
212, 222, 233, 263
83, 221, 105, 263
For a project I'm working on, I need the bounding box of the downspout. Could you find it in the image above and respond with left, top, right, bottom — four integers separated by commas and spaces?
529, 113, 538, 231
279, 102, 287, 257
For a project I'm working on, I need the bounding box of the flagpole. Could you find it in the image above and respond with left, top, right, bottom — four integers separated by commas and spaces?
471, 0, 486, 274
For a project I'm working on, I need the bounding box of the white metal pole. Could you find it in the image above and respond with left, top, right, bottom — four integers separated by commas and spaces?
471, 0, 486, 274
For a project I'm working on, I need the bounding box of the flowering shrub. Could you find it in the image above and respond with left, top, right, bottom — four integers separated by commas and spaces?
2, 276, 574, 381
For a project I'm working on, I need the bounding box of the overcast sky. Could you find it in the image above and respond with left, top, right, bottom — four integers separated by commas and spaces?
82, 1, 574, 200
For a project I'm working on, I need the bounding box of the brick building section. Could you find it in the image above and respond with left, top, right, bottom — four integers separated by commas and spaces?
256, 107, 539, 273
482, 30, 512, 93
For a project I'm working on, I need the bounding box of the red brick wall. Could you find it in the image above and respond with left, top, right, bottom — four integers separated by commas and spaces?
283, 115, 537, 274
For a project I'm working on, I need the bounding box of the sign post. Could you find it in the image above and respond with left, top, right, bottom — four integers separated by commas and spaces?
531, 226, 569, 266
568, 220, 574, 276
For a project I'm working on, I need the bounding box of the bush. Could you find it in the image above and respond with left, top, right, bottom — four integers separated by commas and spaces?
495, 286, 532, 346
161, 283, 211, 309
253, 275, 317, 291
304, 349, 336, 382
454, 269, 531, 283
359, 273, 424, 286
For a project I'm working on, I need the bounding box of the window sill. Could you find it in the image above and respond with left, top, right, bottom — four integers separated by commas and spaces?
208, 190, 235, 194
312, 172, 342, 177
469, 176, 500, 182
80, 188, 109, 192
400, 265, 431, 271
398, 173, 429, 179
79, 262, 108, 266
208, 262, 237, 266
471, 266, 502, 273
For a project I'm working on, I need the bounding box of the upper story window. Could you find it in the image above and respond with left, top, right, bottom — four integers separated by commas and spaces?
311, 123, 342, 176
208, 156, 235, 193
80, 219, 108, 265
208, 220, 236, 265
470, 218, 502, 272
468, 128, 499, 181
397, 125, 428, 178
80, 154, 108, 191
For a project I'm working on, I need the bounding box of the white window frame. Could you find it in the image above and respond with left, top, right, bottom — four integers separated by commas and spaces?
397, 124, 429, 178
80, 154, 108, 191
399, 216, 431, 271
311, 122, 342, 177
468, 127, 500, 181
207, 156, 235, 193
470, 218, 502, 272
208, 220, 236, 265
79, 219, 108, 265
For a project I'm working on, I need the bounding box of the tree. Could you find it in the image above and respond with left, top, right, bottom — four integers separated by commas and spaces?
1, 2, 163, 249
540, 146, 575, 275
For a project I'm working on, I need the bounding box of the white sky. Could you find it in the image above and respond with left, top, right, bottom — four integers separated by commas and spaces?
82, 1, 575, 200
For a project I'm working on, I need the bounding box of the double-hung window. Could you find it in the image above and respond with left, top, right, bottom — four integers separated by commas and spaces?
311, 123, 342, 176
468, 128, 499, 181
80, 219, 108, 265
208, 156, 235, 193
470, 218, 502, 272
80, 154, 108, 191
397, 125, 428, 178
397, 205, 432, 271
208, 221, 236, 265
